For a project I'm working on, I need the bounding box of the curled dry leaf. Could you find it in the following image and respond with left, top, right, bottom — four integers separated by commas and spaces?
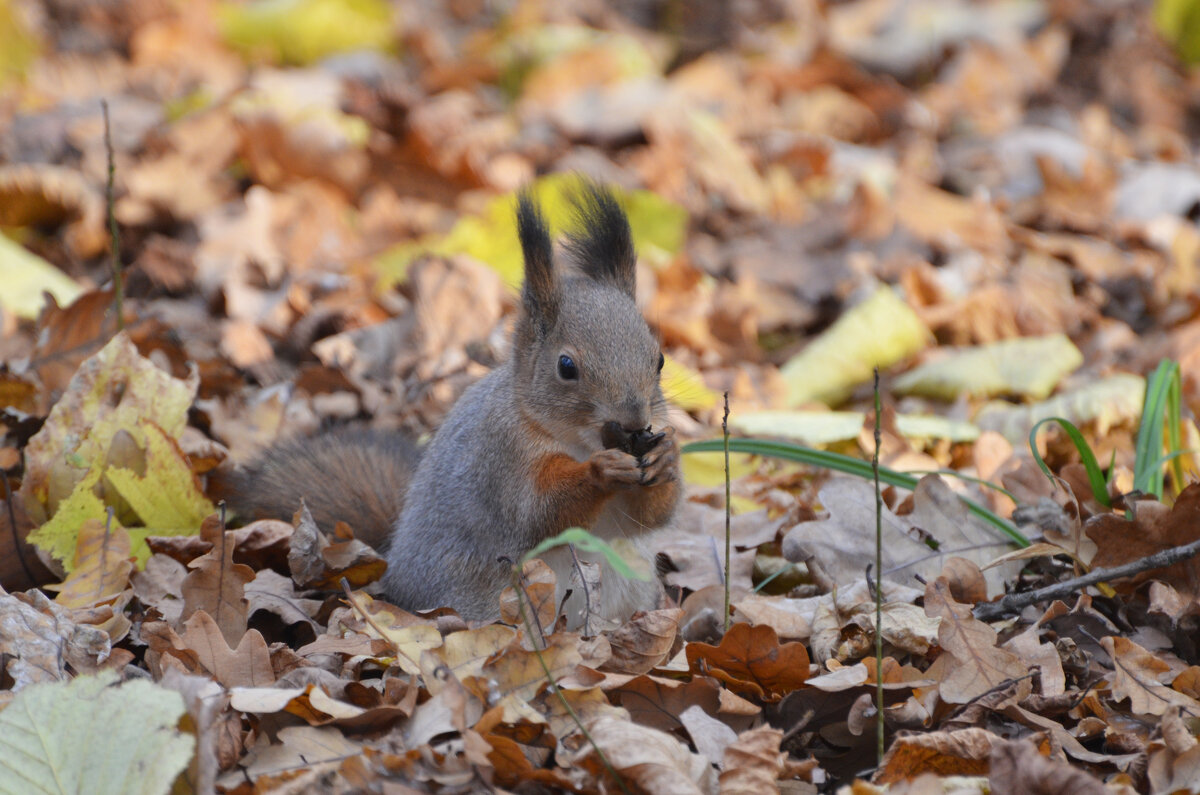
686, 622, 811, 702
603, 607, 683, 675
718, 726, 788, 794
287, 501, 385, 590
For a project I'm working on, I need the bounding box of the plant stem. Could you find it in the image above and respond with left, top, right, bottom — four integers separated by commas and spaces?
872, 368, 884, 765
101, 99, 124, 333
723, 391, 731, 632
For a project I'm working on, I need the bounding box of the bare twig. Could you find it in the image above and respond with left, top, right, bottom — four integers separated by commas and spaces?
101, 99, 124, 332
872, 367, 884, 765
722, 391, 731, 633
974, 536, 1200, 621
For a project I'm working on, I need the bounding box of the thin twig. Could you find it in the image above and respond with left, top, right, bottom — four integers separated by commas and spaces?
509, 566, 631, 795
723, 391, 731, 632
872, 367, 884, 765
974, 535, 1200, 621
101, 99, 124, 332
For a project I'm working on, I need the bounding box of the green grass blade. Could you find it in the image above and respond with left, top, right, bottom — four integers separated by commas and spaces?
682, 438, 1029, 547
1134, 360, 1177, 497
1028, 417, 1111, 507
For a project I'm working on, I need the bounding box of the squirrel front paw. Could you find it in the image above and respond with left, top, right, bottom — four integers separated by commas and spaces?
637, 426, 679, 486
588, 448, 644, 489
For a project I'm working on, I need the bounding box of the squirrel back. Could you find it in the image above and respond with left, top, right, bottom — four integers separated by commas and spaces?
223, 183, 682, 628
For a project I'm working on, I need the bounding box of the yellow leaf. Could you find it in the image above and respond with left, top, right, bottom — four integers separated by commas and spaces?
105, 423, 215, 565
681, 451, 758, 489
0, 233, 83, 319
27, 466, 106, 571
217, 0, 395, 66
661, 355, 718, 413
48, 518, 134, 608
373, 173, 688, 289
21, 332, 198, 525
780, 285, 931, 407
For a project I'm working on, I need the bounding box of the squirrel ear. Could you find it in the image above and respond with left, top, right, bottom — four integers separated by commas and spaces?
517, 192, 560, 337
566, 182, 636, 299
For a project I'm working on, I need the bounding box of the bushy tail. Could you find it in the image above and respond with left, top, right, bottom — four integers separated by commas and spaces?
213, 427, 418, 552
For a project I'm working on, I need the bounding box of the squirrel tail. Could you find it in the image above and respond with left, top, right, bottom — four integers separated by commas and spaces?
212, 427, 418, 552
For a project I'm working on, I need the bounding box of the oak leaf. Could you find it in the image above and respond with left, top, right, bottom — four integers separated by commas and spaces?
1087, 483, 1200, 600
924, 577, 1030, 704
685, 622, 810, 702
1101, 635, 1200, 717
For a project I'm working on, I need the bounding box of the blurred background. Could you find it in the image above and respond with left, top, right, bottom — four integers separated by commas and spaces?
4, 0, 1200, 472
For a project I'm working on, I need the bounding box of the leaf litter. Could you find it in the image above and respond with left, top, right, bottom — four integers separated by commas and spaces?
4, 0, 1200, 793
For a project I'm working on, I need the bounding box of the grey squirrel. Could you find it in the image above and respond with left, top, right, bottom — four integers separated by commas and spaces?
223, 184, 682, 628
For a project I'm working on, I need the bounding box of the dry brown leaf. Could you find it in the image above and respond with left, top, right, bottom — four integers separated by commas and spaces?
875, 727, 999, 785
718, 726, 787, 793
686, 622, 811, 702
604, 608, 683, 675
573, 715, 718, 795
1147, 706, 1200, 794
924, 577, 1031, 704
178, 610, 275, 688
608, 675, 723, 733
181, 514, 253, 646
1101, 635, 1200, 717
988, 739, 1108, 795
131, 553, 187, 625
499, 558, 558, 635
1087, 483, 1200, 600
288, 501, 385, 590
0, 589, 111, 688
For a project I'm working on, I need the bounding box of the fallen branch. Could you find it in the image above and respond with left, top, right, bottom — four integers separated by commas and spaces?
974, 536, 1200, 621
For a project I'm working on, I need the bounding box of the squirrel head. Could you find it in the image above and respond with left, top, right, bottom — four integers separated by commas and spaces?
512, 183, 667, 454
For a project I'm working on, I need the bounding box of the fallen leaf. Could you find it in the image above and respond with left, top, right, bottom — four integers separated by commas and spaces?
181, 515, 254, 646
0, 670, 192, 795
924, 577, 1031, 704
686, 623, 811, 702
1101, 635, 1200, 717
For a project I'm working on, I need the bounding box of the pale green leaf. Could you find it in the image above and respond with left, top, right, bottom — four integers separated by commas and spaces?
0, 669, 192, 795
523, 527, 651, 580
975, 373, 1146, 443
731, 410, 981, 445
217, 0, 394, 66
779, 285, 931, 407
893, 333, 1083, 401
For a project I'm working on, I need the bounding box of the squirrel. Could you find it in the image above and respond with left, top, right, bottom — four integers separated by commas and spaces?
222, 184, 682, 629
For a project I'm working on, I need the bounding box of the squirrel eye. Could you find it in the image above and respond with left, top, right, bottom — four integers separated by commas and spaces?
657, 352, 665, 372
557, 354, 579, 381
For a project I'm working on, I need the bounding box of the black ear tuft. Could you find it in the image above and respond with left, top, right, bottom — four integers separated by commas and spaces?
565, 181, 636, 298
517, 191, 559, 337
